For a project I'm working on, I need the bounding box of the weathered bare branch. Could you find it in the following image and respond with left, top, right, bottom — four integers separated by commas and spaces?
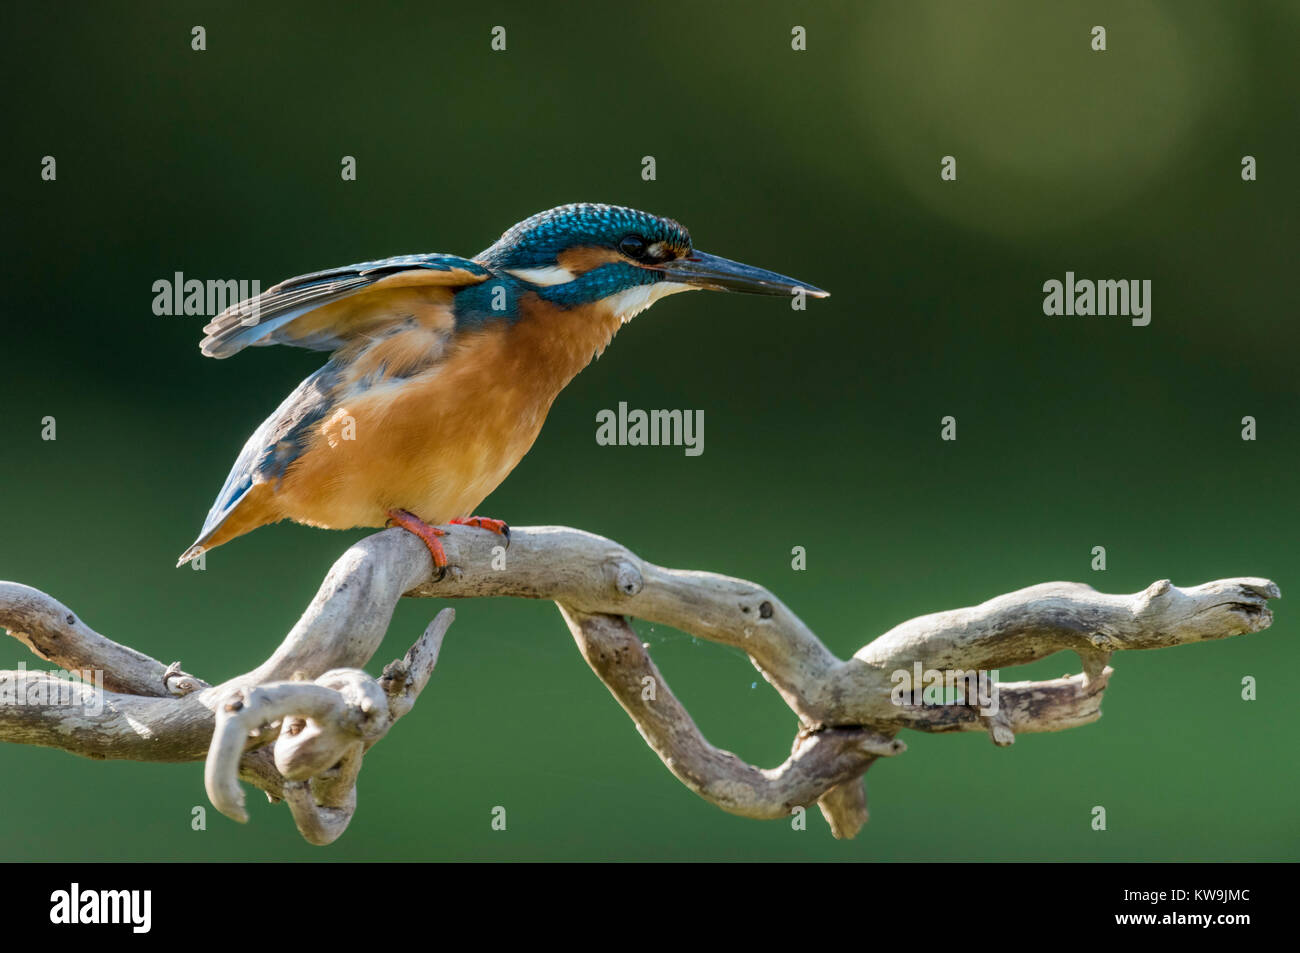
0, 524, 1280, 842
0, 582, 206, 696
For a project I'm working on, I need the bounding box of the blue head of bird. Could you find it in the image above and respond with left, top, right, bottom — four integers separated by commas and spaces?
466, 203, 828, 323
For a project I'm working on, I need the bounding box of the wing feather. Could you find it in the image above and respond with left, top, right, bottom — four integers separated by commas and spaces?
199, 253, 490, 358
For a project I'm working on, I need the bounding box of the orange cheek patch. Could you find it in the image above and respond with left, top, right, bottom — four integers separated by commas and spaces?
556, 245, 626, 274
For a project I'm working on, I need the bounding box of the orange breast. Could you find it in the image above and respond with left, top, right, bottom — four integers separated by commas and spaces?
273, 296, 625, 529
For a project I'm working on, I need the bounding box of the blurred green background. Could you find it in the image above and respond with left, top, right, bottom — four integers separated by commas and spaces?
3, 1, 1296, 861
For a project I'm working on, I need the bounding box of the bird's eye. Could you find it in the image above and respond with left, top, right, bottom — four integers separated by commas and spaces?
618, 234, 648, 259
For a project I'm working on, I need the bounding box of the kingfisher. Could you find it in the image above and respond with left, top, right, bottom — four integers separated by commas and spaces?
178, 203, 829, 570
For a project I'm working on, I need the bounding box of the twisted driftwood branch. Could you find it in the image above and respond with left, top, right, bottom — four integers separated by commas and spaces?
0, 525, 1280, 843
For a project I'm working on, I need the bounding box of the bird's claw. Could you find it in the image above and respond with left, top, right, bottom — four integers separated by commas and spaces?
449, 516, 510, 547
386, 509, 450, 572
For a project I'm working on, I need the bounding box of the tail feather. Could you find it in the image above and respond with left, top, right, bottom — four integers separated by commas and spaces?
176, 484, 280, 567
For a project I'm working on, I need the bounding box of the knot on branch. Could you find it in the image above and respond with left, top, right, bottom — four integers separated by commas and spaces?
163, 661, 205, 696
610, 559, 644, 597
204, 609, 452, 845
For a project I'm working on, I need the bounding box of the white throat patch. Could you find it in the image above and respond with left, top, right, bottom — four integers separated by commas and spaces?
603, 282, 696, 323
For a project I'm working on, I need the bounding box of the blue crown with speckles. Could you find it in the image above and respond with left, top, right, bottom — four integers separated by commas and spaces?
478, 203, 692, 267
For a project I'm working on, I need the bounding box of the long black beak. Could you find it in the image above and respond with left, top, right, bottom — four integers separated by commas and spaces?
656, 250, 829, 297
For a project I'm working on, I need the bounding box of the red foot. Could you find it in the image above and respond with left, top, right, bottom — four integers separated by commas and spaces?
449, 516, 510, 544
386, 509, 448, 569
